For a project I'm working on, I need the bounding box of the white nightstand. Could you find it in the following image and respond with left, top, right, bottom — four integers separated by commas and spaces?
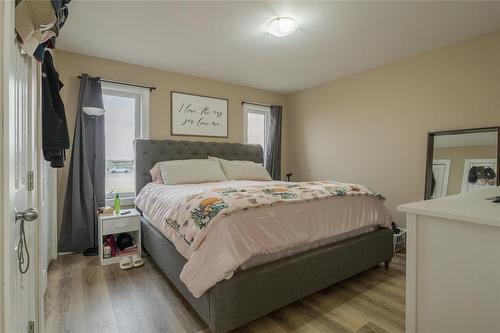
98, 209, 142, 266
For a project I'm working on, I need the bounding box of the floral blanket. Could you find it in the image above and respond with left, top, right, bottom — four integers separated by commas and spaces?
163, 181, 384, 250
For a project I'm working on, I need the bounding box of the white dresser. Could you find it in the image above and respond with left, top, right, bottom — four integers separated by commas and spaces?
398, 187, 500, 333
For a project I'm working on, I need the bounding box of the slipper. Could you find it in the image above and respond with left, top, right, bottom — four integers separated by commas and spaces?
132, 254, 144, 268
119, 256, 133, 270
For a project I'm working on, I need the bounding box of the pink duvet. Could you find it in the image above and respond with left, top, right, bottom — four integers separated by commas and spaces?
135, 180, 391, 297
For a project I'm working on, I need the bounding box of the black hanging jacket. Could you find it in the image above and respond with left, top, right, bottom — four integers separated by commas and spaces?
42, 50, 69, 167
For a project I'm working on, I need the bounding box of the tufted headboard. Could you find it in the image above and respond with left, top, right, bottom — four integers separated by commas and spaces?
134, 139, 264, 194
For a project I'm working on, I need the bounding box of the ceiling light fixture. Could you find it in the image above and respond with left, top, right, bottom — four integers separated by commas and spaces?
267, 17, 299, 37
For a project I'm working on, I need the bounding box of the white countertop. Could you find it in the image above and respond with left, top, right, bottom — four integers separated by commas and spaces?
397, 187, 500, 228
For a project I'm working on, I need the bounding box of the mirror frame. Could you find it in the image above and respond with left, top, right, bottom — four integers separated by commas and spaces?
424, 126, 500, 200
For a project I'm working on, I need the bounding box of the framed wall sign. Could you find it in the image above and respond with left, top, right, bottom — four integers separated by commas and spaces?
171, 91, 228, 138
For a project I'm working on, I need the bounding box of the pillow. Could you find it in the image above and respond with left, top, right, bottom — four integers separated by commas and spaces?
150, 162, 165, 182
210, 157, 272, 181
159, 159, 227, 185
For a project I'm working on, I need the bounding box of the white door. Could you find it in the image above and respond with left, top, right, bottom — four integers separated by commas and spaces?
431, 159, 451, 198
3, 8, 39, 332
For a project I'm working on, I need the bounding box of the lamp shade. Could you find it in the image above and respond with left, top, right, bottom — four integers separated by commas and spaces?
83, 107, 105, 116
81, 74, 105, 117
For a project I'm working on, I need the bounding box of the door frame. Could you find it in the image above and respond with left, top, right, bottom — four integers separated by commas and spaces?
0, 2, 5, 330
2, 1, 42, 332
431, 159, 451, 198
37, 96, 58, 330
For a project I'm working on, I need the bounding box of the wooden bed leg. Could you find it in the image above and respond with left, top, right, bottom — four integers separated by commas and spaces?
384, 259, 391, 270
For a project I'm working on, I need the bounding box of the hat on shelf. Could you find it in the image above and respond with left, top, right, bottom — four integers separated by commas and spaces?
484, 167, 496, 180
116, 233, 134, 251
468, 166, 478, 184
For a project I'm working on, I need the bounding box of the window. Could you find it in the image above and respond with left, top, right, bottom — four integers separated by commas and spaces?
102, 82, 149, 205
243, 104, 270, 154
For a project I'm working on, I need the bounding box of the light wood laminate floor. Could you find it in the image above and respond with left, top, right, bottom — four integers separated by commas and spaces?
45, 251, 405, 333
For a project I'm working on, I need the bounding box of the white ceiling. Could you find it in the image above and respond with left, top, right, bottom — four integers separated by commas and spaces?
58, 1, 500, 93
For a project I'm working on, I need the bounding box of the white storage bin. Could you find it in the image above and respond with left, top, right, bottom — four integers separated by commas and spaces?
393, 227, 407, 252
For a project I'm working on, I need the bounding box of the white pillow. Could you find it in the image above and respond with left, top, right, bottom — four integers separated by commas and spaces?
159, 159, 227, 185
150, 162, 167, 182
210, 157, 272, 181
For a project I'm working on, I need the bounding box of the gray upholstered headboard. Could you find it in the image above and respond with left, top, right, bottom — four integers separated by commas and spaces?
134, 139, 264, 194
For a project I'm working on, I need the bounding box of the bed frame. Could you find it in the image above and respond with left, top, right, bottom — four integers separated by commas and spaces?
134, 139, 393, 333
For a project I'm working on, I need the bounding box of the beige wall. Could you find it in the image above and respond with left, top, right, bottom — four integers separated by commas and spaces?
56, 29, 500, 229
286, 30, 500, 224
434, 145, 497, 196
55, 50, 287, 230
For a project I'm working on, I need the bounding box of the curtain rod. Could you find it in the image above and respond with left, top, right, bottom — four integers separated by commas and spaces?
78, 75, 156, 91
241, 100, 271, 108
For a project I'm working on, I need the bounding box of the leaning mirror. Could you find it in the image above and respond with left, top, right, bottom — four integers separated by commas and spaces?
425, 127, 499, 200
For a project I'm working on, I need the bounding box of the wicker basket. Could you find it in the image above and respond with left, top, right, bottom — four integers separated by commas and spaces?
393, 228, 407, 252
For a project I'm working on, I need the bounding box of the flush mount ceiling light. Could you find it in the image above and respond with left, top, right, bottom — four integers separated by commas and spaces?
267, 17, 299, 37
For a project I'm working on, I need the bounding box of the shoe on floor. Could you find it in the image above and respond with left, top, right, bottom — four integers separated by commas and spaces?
132, 254, 144, 267
119, 256, 133, 270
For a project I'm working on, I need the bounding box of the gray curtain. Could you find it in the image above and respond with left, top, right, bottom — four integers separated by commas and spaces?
58, 74, 105, 252
265, 105, 282, 180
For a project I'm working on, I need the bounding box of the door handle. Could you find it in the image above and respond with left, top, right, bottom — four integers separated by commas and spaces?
15, 208, 39, 222
15, 208, 38, 274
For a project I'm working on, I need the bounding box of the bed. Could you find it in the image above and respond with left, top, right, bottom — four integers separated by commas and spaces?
134, 139, 393, 333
